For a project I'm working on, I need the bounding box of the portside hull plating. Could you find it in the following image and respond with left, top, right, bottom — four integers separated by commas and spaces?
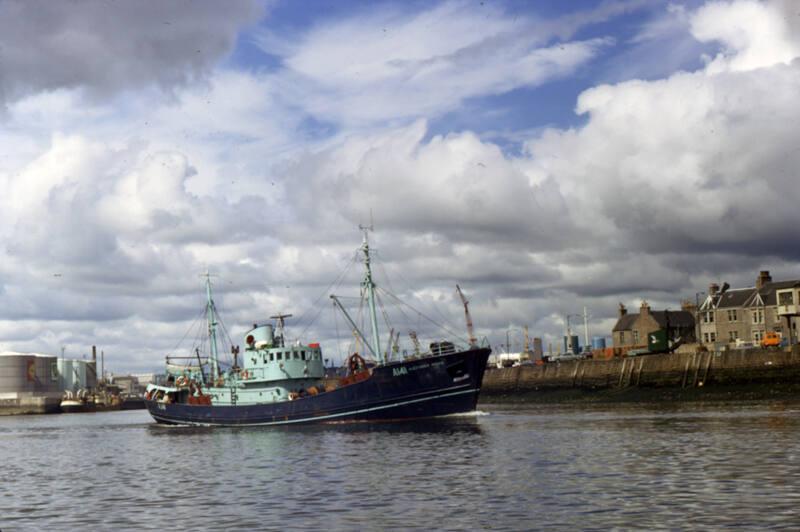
146, 347, 490, 426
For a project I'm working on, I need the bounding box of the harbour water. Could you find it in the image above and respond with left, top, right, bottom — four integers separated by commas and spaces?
3, 401, 800, 530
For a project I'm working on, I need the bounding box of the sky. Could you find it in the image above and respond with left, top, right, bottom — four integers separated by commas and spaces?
1, 0, 799, 372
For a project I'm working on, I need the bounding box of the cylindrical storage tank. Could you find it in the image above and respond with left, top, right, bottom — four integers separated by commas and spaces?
0, 353, 60, 394
246, 324, 274, 349
0, 353, 30, 394
570, 335, 580, 354
592, 336, 607, 350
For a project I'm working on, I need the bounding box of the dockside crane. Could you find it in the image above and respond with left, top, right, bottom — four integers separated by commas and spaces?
456, 284, 477, 347
523, 325, 531, 361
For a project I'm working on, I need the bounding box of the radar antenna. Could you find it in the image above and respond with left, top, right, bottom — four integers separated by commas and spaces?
270, 313, 293, 347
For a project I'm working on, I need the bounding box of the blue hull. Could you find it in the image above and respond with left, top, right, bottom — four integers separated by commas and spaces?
146, 347, 490, 426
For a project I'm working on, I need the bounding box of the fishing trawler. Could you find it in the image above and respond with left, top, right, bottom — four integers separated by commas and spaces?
144, 228, 491, 426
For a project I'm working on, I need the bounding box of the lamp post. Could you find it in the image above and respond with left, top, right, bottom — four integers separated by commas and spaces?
695, 291, 705, 347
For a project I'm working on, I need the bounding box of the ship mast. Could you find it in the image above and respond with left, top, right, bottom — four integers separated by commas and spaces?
203, 271, 220, 381
270, 313, 293, 347
456, 284, 477, 347
360, 224, 383, 364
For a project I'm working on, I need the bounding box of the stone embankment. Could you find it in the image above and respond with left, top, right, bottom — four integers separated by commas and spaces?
481, 346, 800, 402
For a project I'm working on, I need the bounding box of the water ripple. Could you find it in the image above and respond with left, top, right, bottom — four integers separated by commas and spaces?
2, 403, 800, 529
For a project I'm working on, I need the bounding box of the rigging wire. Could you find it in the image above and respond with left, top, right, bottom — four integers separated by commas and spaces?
374, 290, 394, 354
213, 300, 239, 368
164, 307, 206, 359
373, 252, 463, 335
377, 287, 468, 344
356, 292, 367, 360
295, 250, 360, 340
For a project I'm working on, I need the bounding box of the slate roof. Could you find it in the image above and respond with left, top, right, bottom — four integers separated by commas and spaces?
612, 310, 695, 332
612, 314, 637, 332
715, 288, 756, 309
743, 280, 800, 307
650, 310, 695, 328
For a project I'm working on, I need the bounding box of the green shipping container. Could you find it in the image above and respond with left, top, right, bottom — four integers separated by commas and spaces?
648, 329, 669, 353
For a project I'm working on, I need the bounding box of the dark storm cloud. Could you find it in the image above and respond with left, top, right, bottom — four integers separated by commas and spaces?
0, 0, 263, 105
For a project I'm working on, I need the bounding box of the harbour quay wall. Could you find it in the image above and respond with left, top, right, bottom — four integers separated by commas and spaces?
481, 346, 800, 401
0, 392, 62, 415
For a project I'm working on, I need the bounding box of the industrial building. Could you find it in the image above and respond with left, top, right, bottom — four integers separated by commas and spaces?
58, 358, 98, 392
0, 352, 64, 415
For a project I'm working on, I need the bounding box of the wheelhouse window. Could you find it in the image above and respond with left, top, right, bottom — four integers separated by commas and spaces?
277, 352, 282, 361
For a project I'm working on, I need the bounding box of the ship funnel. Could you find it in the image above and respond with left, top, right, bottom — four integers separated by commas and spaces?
247, 324, 274, 349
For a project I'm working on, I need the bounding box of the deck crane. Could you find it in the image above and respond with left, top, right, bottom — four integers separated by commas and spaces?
456, 284, 477, 347
409, 331, 421, 356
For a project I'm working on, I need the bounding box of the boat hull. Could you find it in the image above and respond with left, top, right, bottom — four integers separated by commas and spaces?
146, 347, 490, 426
60, 401, 96, 414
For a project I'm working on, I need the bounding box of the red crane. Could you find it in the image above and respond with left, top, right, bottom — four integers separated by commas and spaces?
456, 284, 477, 347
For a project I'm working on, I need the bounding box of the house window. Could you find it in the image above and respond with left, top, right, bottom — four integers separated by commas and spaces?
704, 333, 710, 343
633, 330, 639, 344
752, 310, 764, 324
779, 292, 794, 306
703, 311, 715, 323
754, 331, 762, 342
729, 330, 738, 341
727, 310, 737, 321
710, 332, 716, 342
619, 332, 625, 343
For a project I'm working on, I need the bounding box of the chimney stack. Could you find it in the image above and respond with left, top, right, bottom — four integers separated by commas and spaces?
756, 270, 772, 290
618, 303, 627, 318
709, 283, 720, 296
640, 300, 650, 316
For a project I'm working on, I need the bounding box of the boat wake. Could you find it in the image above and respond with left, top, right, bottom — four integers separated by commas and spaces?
442, 409, 490, 418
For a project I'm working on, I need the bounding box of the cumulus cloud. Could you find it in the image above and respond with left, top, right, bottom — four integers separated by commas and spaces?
522, 1, 800, 260
1, 0, 800, 370
0, 0, 263, 105
256, 1, 615, 126
691, 0, 800, 72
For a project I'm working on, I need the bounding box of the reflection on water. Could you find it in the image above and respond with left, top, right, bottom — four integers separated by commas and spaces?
3, 402, 800, 529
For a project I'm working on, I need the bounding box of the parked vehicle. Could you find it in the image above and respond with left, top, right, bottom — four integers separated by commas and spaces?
761, 331, 782, 348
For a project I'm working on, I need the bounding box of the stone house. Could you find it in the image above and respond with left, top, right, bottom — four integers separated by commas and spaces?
612, 301, 696, 349
699, 271, 800, 346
